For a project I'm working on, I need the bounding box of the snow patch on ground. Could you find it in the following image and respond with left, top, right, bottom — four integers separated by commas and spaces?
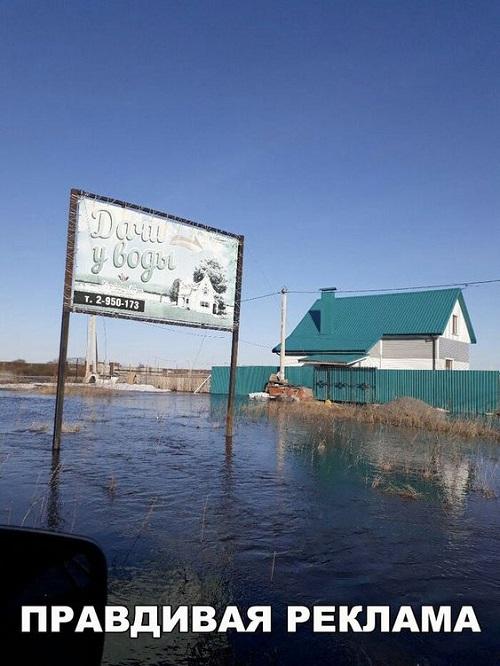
112, 383, 170, 392
0, 382, 170, 393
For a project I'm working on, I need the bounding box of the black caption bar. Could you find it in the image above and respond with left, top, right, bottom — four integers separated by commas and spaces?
73, 290, 145, 313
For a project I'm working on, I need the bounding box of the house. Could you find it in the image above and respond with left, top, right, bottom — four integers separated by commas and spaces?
273, 288, 476, 370
176, 274, 218, 314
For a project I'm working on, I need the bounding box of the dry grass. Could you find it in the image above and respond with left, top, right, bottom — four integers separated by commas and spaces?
61, 422, 82, 433
107, 475, 117, 497
27, 421, 82, 433
241, 397, 500, 504
476, 484, 497, 499
242, 397, 500, 442
370, 474, 422, 499
472, 460, 498, 499
383, 482, 422, 500
28, 421, 49, 433
36, 384, 116, 396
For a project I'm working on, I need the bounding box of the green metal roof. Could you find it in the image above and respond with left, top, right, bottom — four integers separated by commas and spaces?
273, 288, 476, 355
299, 354, 366, 365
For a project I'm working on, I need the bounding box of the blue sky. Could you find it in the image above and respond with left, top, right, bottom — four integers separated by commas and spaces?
1, 1, 499, 369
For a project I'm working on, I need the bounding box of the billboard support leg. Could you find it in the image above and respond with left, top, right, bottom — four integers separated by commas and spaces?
225, 324, 240, 438
52, 308, 70, 451
225, 236, 244, 439
52, 189, 78, 452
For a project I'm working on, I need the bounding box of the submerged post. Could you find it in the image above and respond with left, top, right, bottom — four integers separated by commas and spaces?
52, 190, 78, 451
226, 236, 244, 438
52, 309, 70, 451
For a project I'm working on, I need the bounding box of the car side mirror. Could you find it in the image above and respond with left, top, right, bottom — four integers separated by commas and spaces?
0, 526, 107, 666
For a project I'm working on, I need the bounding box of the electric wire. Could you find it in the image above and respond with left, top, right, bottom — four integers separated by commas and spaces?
243, 278, 500, 301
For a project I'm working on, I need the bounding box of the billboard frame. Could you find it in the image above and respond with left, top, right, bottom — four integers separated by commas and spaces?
52, 189, 244, 449
66, 189, 242, 332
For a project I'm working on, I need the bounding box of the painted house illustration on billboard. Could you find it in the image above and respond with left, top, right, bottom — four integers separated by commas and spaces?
174, 273, 219, 315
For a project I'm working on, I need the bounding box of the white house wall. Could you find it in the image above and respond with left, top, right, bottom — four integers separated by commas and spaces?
359, 356, 434, 370
442, 301, 471, 343
289, 354, 470, 370
359, 357, 469, 370
366, 340, 382, 368
381, 339, 433, 359
284, 357, 304, 367
438, 337, 469, 369
361, 338, 433, 370
443, 360, 469, 370
359, 335, 470, 370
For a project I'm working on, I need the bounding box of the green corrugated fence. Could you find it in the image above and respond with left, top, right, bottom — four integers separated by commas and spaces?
211, 365, 500, 414
211, 365, 315, 396
313, 367, 500, 414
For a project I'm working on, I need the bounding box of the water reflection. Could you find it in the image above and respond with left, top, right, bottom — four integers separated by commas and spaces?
0, 390, 498, 665
224, 434, 233, 470
47, 449, 62, 530
265, 402, 490, 514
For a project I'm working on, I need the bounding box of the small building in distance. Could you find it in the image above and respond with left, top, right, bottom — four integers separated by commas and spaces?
273, 288, 476, 370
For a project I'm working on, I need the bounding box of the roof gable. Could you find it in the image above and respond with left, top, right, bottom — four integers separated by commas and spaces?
273, 288, 476, 354
455, 292, 477, 343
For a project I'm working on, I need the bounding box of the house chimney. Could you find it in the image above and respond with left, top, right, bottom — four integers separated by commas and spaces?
320, 287, 336, 334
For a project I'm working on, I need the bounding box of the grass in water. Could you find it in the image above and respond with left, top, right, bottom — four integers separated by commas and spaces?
36, 384, 116, 396
27, 421, 82, 434
241, 397, 500, 442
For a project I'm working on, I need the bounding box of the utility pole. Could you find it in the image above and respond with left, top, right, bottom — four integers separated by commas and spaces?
279, 286, 288, 383
85, 315, 98, 381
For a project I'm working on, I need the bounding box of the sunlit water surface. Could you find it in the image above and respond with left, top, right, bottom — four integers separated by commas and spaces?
0, 390, 499, 665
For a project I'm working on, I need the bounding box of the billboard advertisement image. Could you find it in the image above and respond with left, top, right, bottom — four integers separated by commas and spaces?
68, 191, 242, 331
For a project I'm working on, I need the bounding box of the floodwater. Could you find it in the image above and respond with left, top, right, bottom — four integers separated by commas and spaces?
0, 390, 499, 665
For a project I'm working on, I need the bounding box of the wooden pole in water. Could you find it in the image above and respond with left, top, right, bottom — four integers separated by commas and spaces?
52, 189, 78, 451
226, 236, 244, 438
226, 322, 240, 437
52, 309, 70, 451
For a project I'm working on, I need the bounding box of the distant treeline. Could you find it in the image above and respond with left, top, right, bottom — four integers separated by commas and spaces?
0, 360, 209, 379
0, 360, 81, 378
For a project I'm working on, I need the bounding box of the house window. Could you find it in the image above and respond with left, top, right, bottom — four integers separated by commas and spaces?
200, 301, 210, 308
445, 358, 453, 370
452, 315, 459, 336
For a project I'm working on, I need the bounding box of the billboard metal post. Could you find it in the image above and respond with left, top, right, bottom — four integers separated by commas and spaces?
52, 190, 78, 451
52, 309, 70, 451
225, 237, 244, 439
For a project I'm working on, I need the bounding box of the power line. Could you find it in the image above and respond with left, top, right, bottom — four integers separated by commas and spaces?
126, 276, 500, 353
335, 278, 500, 293
241, 291, 280, 302
239, 338, 272, 349
244, 278, 500, 300
141, 321, 226, 340
141, 320, 273, 350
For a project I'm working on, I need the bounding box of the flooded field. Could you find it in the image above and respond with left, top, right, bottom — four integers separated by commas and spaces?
0, 390, 499, 665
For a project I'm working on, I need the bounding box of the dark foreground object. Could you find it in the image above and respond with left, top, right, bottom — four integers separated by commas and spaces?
0, 526, 107, 665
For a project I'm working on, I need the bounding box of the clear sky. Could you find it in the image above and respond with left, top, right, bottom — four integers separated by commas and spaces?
1, 1, 499, 369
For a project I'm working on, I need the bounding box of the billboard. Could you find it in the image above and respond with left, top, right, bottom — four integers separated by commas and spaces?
66, 191, 243, 331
